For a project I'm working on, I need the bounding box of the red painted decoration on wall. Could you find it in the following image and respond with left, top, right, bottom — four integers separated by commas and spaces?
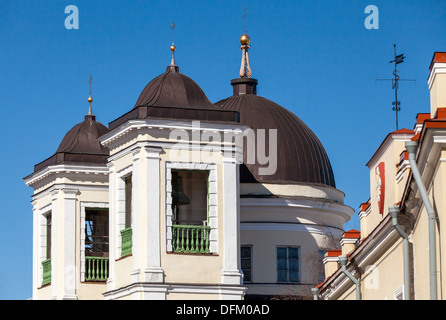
375, 162, 385, 215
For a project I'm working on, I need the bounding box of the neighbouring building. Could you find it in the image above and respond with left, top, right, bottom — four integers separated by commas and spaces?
24, 33, 354, 300
316, 52, 446, 300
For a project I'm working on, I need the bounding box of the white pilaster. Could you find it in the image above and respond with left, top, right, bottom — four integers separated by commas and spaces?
31, 200, 38, 299
221, 156, 243, 285
107, 163, 116, 291
144, 146, 164, 283
50, 190, 58, 300
131, 148, 142, 282
61, 188, 79, 300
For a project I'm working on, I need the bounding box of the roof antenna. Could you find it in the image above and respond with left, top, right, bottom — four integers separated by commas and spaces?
88, 75, 93, 115
376, 44, 416, 130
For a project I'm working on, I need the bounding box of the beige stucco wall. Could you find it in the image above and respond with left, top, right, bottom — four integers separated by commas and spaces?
361, 238, 405, 300
166, 292, 220, 300
113, 256, 133, 290
430, 68, 446, 117
330, 234, 405, 300
105, 124, 242, 297
411, 152, 445, 300
31, 171, 109, 300
363, 138, 410, 239
241, 229, 336, 297
109, 144, 227, 287
239, 178, 352, 298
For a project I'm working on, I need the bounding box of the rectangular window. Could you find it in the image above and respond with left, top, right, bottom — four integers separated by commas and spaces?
241, 246, 253, 283
84, 209, 109, 281
171, 170, 210, 254
46, 212, 52, 259
171, 170, 209, 226
42, 212, 52, 286
85, 209, 109, 257
277, 247, 300, 283
125, 175, 132, 228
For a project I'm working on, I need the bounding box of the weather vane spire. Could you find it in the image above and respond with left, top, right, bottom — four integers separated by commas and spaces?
88, 75, 93, 115
376, 44, 416, 131
170, 21, 177, 66
389, 44, 405, 130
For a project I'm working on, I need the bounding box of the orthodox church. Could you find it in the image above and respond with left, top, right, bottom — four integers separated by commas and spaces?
24, 32, 354, 300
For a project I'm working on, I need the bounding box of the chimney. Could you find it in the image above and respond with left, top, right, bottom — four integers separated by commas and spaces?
323, 249, 342, 279
428, 52, 446, 118
341, 229, 360, 255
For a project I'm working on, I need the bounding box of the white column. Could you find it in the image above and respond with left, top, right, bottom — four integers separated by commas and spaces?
221, 156, 243, 285
50, 190, 58, 300
144, 146, 164, 283
107, 163, 116, 291
31, 200, 38, 299
61, 188, 78, 300
131, 148, 142, 282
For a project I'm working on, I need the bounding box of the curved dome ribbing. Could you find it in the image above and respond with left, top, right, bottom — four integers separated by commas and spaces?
134, 66, 219, 110
215, 93, 336, 187
33, 114, 110, 173
56, 114, 110, 156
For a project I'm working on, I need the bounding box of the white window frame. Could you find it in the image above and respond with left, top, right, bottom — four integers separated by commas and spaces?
241, 245, 253, 283
165, 162, 218, 253
276, 246, 301, 284
38, 203, 52, 287
116, 165, 133, 257
80, 202, 109, 282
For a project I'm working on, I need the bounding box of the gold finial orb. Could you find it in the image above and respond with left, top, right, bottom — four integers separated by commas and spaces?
88, 96, 93, 103
170, 44, 176, 52
240, 34, 250, 45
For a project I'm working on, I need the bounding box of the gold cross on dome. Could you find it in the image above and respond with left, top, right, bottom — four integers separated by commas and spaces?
171, 21, 176, 45
242, 7, 249, 33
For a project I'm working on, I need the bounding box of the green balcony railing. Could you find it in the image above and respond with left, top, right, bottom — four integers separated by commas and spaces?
42, 258, 51, 286
85, 256, 109, 282
121, 227, 133, 257
172, 225, 211, 254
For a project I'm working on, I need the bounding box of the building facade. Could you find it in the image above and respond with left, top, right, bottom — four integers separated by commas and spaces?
24, 34, 354, 300
316, 52, 446, 300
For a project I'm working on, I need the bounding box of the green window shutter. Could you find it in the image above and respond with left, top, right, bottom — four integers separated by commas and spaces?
42, 258, 51, 286
121, 227, 133, 257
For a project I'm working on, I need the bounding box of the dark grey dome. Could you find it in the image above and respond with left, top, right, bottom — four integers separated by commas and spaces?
134, 65, 219, 110
33, 114, 109, 173
215, 78, 336, 188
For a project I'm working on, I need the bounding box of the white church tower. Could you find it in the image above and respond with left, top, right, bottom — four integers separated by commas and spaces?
24, 90, 111, 299
24, 35, 353, 300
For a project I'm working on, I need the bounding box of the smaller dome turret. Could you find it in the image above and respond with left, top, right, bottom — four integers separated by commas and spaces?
33, 111, 109, 173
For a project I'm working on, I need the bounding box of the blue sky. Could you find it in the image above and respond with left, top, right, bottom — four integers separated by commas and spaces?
0, 0, 445, 300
